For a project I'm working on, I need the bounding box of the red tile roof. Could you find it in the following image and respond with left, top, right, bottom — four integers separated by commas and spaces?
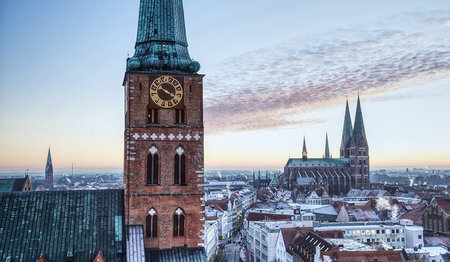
435, 198, 450, 215
206, 200, 228, 212
399, 203, 427, 226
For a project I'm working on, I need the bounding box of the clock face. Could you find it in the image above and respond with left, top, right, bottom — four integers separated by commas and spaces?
149, 76, 183, 108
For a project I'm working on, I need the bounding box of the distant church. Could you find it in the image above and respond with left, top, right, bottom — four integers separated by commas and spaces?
279, 97, 370, 196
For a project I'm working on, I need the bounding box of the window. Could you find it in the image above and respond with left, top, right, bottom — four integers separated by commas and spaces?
418, 235, 422, 239
146, 208, 158, 238
376, 230, 380, 234
148, 107, 158, 124
173, 208, 185, 237
147, 151, 159, 185
175, 109, 185, 124
382, 230, 385, 234
174, 147, 186, 185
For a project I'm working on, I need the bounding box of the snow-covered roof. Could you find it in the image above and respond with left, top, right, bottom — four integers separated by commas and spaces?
325, 238, 375, 251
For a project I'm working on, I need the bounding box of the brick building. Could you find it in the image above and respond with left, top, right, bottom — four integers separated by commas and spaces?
423, 197, 450, 234
280, 98, 370, 196
123, 0, 205, 256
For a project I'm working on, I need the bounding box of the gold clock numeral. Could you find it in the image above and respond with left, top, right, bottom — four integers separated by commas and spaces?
150, 76, 183, 108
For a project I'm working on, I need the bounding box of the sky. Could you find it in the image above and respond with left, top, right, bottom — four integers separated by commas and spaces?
0, 0, 449, 172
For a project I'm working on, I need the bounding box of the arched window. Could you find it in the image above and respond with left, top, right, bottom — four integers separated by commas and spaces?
174, 147, 186, 185
147, 146, 159, 185
173, 208, 185, 237
146, 208, 158, 238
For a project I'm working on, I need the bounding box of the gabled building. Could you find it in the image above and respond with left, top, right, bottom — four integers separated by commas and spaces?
0, 175, 32, 192
423, 197, 450, 234
280, 97, 370, 196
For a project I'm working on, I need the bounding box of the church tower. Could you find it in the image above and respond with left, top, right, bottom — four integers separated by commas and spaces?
123, 0, 204, 250
45, 147, 53, 189
348, 96, 370, 189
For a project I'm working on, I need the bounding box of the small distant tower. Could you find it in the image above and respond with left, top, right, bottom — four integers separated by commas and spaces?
324, 133, 331, 159
45, 148, 53, 189
302, 136, 308, 161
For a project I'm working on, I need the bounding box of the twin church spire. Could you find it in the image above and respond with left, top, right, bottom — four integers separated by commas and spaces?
301, 96, 367, 159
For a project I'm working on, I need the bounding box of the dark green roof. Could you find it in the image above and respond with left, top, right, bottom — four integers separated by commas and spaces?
0, 190, 125, 261
269, 175, 281, 185
0, 177, 27, 193
286, 158, 349, 168
127, 0, 200, 74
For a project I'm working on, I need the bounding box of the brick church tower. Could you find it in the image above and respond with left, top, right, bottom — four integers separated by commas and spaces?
123, 0, 205, 251
342, 96, 370, 189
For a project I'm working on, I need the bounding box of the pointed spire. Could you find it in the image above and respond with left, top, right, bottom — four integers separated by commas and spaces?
45, 147, 53, 188
127, 0, 200, 74
302, 136, 308, 161
269, 173, 281, 186
341, 99, 353, 149
352, 95, 367, 146
324, 133, 330, 159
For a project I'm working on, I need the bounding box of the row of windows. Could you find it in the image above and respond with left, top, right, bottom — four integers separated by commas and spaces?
146, 153, 187, 185
344, 229, 403, 235
146, 208, 185, 238
148, 108, 186, 124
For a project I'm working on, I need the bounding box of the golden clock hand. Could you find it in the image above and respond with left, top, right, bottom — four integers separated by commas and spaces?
158, 86, 175, 98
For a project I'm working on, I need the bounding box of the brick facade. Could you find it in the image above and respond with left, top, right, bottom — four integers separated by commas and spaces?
124, 73, 205, 249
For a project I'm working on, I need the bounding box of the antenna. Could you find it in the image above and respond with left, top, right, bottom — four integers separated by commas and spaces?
71, 163, 74, 176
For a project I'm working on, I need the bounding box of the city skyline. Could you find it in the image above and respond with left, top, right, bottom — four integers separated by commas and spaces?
1, 0, 450, 171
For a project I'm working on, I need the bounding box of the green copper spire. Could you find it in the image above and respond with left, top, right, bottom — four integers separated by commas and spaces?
324, 133, 330, 159
352, 95, 367, 146
127, 0, 200, 74
341, 99, 353, 148
269, 174, 280, 186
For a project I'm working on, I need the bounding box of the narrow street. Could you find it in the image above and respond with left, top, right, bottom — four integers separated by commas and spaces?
225, 243, 241, 262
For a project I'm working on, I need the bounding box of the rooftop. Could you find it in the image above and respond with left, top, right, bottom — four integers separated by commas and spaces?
0, 189, 125, 261
286, 158, 349, 168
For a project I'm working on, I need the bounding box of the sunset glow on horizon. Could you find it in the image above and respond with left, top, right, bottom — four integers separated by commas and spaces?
1, 0, 449, 172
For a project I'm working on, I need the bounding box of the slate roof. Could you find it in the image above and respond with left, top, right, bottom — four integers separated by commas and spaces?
0, 189, 125, 262
145, 248, 206, 262
286, 158, 349, 168
127, 226, 146, 262
0, 177, 29, 192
